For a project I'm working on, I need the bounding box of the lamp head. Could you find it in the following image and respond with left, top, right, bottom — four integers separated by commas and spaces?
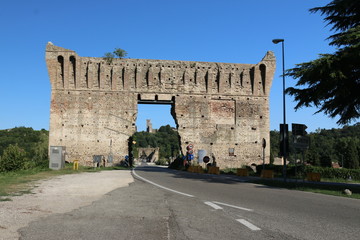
272, 39, 284, 44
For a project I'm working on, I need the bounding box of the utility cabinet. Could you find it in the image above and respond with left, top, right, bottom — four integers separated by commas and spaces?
49, 146, 66, 170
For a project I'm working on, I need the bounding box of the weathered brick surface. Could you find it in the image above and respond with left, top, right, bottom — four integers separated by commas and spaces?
46, 42, 275, 168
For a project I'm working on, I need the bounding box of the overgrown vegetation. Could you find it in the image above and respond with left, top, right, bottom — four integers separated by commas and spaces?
270, 123, 360, 169
103, 48, 128, 64
256, 164, 360, 181
0, 127, 49, 172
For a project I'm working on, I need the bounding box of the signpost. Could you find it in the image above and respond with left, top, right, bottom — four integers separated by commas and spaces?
292, 123, 309, 181
293, 135, 310, 150
186, 144, 194, 164
262, 138, 266, 170
292, 123, 309, 150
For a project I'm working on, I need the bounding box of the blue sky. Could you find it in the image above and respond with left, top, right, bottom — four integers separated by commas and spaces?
0, 0, 348, 132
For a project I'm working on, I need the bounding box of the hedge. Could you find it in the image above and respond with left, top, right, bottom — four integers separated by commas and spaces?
304, 166, 360, 181
256, 164, 360, 181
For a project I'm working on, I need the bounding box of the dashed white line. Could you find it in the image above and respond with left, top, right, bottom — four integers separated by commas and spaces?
204, 201, 223, 210
133, 168, 261, 231
132, 169, 194, 198
236, 219, 261, 231
213, 201, 253, 212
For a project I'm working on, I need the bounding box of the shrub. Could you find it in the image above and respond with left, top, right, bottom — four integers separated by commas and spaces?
155, 158, 168, 166
304, 166, 360, 181
255, 164, 360, 181
0, 144, 27, 172
169, 156, 184, 170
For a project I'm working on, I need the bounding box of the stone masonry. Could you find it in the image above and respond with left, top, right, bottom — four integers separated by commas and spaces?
46, 42, 275, 168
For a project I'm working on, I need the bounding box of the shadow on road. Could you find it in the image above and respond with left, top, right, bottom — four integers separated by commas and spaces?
134, 165, 249, 185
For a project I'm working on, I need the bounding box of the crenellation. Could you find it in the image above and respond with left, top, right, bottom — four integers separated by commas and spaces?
46, 43, 275, 168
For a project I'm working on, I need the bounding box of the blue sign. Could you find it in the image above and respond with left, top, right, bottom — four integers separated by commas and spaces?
187, 154, 194, 160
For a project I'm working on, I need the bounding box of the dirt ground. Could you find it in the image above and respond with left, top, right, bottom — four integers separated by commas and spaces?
0, 170, 133, 240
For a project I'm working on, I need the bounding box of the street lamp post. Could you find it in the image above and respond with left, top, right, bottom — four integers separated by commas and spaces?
272, 38, 287, 181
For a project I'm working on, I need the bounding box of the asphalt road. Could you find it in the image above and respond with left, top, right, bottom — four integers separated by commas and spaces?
132, 166, 360, 240
19, 165, 359, 240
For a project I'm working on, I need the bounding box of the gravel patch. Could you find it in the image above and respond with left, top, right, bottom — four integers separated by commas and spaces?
0, 170, 133, 240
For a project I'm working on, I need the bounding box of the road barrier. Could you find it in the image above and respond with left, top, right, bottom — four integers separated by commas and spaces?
237, 168, 249, 177
260, 169, 274, 178
208, 166, 220, 175
187, 166, 204, 173
307, 172, 321, 182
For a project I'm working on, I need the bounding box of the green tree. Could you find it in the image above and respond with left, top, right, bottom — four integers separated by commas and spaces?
0, 144, 26, 172
285, 0, 360, 125
103, 48, 128, 64
344, 140, 359, 169
132, 125, 180, 160
113, 48, 128, 58
270, 130, 280, 157
30, 130, 49, 168
103, 52, 115, 64
306, 149, 321, 166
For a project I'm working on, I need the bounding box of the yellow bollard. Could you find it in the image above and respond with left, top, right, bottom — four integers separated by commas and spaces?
73, 160, 79, 170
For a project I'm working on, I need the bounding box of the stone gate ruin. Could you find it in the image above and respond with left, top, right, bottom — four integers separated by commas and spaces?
46, 42, 275, 168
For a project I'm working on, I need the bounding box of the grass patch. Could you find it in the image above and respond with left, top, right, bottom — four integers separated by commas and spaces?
0, 164, 130, 200
250, 179, 360, 199
320, 178, 360, 184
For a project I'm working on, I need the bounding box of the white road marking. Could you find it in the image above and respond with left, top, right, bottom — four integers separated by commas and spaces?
132, 169, 194, 198
213, 201, 253, 212
236, 219, 261, 231
204, 201, 223, 210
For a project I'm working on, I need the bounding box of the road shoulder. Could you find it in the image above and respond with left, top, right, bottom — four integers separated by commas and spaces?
0, 170, 133, 240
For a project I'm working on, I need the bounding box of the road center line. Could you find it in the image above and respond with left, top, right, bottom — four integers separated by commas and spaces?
236, 219, 261, 231
204, 201, 223, 210
132, 169, 194, 198
212, 201, 253, 212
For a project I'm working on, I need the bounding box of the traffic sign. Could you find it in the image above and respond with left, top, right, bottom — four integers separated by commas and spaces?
203, 156, 210, 163
292, 123, 307, 136
293, 135, 310, 150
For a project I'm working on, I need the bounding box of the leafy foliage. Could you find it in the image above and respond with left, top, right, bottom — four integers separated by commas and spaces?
0, 127, 49, 172
285, 0, 360, 125
113, 48, 128, 58
132, 125, 180, 160
257, 163, 360, 181
304, 165, 360, 180
0, 144, 26, 172
103, 52, 115, 64
103, 48, 128, 64
270, 123, 360, 169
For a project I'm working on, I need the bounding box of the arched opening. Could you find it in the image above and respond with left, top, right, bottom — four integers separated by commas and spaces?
69, 56, 76, 88
260, 64, 266, 94
132, 98, 180, 166
57, 55, 64, 88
